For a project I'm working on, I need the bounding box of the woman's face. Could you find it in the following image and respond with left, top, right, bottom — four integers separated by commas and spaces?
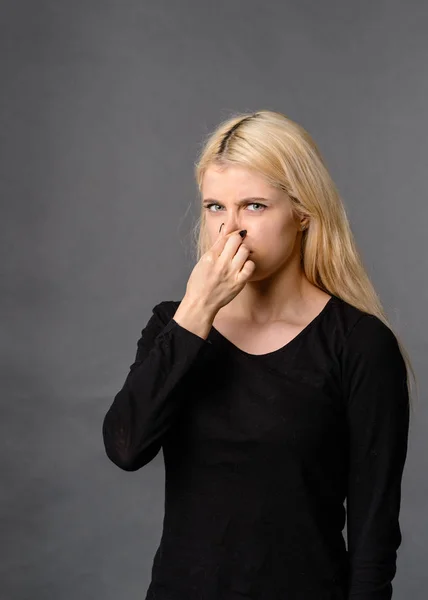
201, 164, 305, 280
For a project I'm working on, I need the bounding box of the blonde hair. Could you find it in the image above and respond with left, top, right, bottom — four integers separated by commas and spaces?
190, 109, 418, 412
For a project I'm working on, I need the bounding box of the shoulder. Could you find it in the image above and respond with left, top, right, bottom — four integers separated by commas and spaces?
338, 310, 406, 395
330, 296, 399, 352
344, 313, 402, 364
327, 295, 405, 377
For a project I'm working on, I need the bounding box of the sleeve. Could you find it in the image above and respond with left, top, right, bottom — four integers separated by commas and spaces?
341, 315, 410, 600
102, 301, 211, 472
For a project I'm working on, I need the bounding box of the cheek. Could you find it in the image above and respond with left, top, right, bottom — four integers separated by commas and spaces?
251, 226, 296, 263
253, 220, 294, 247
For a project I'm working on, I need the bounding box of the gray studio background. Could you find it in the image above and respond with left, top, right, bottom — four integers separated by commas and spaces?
1, 1, 427, 599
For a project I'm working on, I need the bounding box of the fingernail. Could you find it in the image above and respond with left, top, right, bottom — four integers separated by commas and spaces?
239, 229, 247, 238
219, 223, 224, 233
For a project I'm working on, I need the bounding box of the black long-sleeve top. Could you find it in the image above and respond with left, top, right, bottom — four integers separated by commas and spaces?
102, 294, 410, 600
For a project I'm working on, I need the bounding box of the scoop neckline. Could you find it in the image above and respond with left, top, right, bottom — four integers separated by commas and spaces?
209, 294, 337, 359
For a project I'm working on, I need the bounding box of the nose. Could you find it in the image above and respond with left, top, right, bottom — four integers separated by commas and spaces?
219, 222, 243, 235
219, 222, 252, 252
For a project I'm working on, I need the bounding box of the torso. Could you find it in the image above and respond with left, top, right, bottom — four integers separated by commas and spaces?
211, 290, 333, 355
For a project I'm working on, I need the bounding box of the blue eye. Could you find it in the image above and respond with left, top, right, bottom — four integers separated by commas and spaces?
247, 203, 266, 211
204, 202, 266, 212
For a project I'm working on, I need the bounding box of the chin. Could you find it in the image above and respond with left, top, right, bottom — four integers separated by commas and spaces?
245, 268, 271, 283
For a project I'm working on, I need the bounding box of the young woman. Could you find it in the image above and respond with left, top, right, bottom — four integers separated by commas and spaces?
102, 110, 415, 599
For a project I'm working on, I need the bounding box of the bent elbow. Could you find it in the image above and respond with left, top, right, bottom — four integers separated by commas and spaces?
102, 425, 163, 472
101, 391, 164, 471
106, 443, 162, 472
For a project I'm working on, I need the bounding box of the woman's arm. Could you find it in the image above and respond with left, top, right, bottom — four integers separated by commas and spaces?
341, 314, 410, 600
102, 300, 213, 472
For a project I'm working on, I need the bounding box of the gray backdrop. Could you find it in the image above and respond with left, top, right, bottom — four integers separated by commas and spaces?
1, 1, 426, 598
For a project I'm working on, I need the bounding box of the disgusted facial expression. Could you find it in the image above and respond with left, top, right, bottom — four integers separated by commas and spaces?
201, 164, 305, 280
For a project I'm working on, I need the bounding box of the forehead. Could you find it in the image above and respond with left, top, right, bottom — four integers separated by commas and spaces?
201, 164, 277, 197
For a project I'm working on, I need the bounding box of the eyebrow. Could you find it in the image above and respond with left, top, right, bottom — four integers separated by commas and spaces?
202, 197, 272, 205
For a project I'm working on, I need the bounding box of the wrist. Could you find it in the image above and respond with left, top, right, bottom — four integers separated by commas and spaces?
181, 294, 216, 320
172, 295, 216, 340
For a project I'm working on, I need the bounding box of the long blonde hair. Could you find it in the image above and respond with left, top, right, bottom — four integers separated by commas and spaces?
190, 110, 418, 412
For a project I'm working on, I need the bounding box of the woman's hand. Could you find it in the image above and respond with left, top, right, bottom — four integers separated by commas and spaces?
184, 226, 256, 315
